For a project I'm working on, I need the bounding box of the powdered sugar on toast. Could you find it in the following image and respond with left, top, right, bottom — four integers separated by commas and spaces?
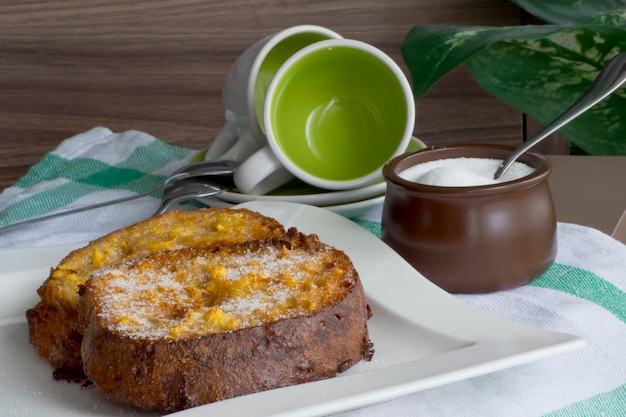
85, 236, 354, 340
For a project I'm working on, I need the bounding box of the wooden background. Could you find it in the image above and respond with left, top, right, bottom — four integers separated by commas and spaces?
0, 0, 526, 190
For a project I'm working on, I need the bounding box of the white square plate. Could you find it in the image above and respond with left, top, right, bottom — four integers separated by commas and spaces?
0, 201, 584, 416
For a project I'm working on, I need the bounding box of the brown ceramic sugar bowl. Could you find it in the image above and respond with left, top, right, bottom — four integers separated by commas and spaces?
381, 144, 557, 293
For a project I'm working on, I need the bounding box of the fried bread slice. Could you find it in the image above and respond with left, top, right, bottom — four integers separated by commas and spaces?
26, 208, 286, 380
78, 230, 374, 413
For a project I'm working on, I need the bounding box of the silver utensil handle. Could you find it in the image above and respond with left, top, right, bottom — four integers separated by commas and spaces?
0, 187, 159, 233
0, 160, 239, 233
494, 51, 626, 179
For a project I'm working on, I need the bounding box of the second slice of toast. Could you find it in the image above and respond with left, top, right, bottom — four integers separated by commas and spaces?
78, 229, 374, 413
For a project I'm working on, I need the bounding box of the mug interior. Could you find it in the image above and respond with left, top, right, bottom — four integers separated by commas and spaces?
252, 30, 340, 134
266, 41, 412, 184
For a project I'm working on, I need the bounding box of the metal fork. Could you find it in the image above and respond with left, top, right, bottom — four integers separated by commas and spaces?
153, 176, 235, 215
0, 160, 238, 233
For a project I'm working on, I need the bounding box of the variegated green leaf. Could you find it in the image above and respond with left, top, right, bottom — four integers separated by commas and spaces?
401, 25, 626, 155
511, 0, 626, 25
402, 25, 563, 98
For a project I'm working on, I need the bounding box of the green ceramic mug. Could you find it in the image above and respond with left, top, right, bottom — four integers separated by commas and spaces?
207, 25, 342, 162
233, 39, 415, 195
206, 25, 341, 162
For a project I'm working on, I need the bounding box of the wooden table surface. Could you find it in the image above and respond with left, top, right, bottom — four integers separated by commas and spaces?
0, 0, 524, 191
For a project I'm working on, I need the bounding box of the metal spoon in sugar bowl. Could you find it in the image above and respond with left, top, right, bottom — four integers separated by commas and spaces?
494, 51, 626, 179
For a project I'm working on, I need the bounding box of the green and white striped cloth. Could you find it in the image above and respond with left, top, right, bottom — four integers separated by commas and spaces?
0, 127, 624, 416
0, 127, 194, 247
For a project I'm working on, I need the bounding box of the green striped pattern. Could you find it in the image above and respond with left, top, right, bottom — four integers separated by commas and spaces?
353, 217, 626, 416
352, 218, 382, 238
1, 140, 191, 226
531, 264, 626, 416
543, 384, 626, 417
530, 263, 626, 324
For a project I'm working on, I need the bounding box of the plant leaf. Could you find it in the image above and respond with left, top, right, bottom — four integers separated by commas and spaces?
402, 25, 563, 98
401, 24, 626, 155
511, 0, 626, 25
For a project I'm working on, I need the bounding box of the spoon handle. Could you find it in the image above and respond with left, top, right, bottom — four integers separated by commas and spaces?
153, 187, 227, 216
494, 51, 626, 179
0, 162, 238, 233
0, 186, 161, 233
0, 170, 200, 232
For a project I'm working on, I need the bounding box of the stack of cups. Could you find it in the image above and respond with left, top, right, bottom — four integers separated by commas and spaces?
207, 25, 416, 195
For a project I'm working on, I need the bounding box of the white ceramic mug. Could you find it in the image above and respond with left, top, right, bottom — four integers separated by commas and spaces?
234, 39, 416, 195
206, 25, 343, 162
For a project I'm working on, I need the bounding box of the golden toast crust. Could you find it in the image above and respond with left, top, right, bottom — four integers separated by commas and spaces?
26, 208, 286, 379
78, 231, 373, 413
